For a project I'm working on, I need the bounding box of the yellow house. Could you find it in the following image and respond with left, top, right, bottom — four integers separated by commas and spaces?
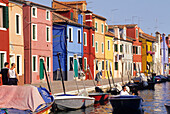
146, 41, 153, 74
9, 1, 24, 85
93, 14, 106, 78
105, 32, 114, 78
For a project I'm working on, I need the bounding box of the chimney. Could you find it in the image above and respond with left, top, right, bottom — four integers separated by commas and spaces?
122, 26, 126, 40
155, 31, 160, 43
114, 26, 120, 39
85, 10, 92, 27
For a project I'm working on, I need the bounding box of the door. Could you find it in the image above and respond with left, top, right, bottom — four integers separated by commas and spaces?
40, 59, 44, 80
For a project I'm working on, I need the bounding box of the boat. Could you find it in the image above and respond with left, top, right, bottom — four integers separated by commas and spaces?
89, 93, 109, 106
155, 75, 167, 83
109, 95, 143, 113
167, 75, 170, 81
165, 103, 170, 114
0, 85, 54, 114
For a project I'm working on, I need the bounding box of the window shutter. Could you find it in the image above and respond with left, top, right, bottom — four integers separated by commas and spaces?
71, 12, 73, 20
3, 6, 9, 29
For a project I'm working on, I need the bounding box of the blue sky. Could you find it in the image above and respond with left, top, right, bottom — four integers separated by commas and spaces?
31, 0, 170, 36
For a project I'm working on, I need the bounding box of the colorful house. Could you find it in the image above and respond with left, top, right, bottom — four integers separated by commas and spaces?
93, 14, 107, 78
161, 33, 169, 75
166, 35, 170, 74
0, 0, 9, 85
53, 13, 83, 81
9, 0, 24, 85
105, 31, 114, 78
23, 2, 53, 84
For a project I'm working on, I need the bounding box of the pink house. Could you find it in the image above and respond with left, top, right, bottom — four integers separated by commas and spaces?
23, 2, 53, 84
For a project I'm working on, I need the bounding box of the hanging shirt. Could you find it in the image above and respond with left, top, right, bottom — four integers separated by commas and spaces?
120, 90, 130, 95
9, 69, 16, 78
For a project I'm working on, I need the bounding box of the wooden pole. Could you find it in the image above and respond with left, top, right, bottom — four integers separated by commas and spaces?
43, 62, 51, 93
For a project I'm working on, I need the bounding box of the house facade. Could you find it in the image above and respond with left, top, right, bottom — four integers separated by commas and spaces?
9, 0, 24, 85
0, 0, 9, 85
23, 2, 53, 84
53, 13, 83, 81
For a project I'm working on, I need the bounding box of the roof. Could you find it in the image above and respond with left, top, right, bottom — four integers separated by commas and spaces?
53, 13, 82, 27
24, 1, 53, 10
127, 36, 136, 41
93, 13, 107, 20
59, 1, 87, 5
54, 8, 72, 12
105, 31, 114, 37
139, 32, 156, 42
108, 24, 137, 29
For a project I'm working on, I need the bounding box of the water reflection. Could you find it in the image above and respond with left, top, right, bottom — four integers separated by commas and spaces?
53, 82, 170, 114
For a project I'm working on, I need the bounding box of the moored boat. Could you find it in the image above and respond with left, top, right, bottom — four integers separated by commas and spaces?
54, 94, 94, 110
165, 103, 170, 114
89, 93, 109, 106
0, 85, 54, 114
109, 95, 143, 113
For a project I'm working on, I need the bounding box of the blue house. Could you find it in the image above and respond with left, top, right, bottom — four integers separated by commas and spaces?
53, 13, 83, 81
161, 33, 169, 75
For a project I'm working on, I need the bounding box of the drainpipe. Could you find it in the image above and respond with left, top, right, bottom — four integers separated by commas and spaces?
30, 5, 32, 84
65, 24, 67, 81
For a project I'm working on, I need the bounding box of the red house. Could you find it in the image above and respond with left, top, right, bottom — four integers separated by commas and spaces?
0, 0, 9, 85
126, 24, 142, 76
83, 10, 95, 80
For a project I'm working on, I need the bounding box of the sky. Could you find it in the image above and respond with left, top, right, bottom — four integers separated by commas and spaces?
30, 0, 170, 36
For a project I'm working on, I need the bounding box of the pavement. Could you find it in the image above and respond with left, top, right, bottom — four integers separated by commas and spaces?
30, 77, 129, 95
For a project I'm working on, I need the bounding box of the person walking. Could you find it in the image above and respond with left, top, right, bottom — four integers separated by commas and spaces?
8, 63, 19, 85
0, 62, 9, 85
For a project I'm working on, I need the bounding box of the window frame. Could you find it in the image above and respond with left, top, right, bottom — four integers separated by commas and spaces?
84, 57, 87, 70
32, 55, 37, 72
46, 26, 50, 42
114, 44, 118, 52
108, 40, 110, 51
102, 42, 104, 54
106, 60, 108, 71
15, 13, 21, 35
69, 56, 73, 71
16, 54, 22, 76
95, 21, 98, 32
32, 24, 37, 41
101, 23, 104, 34
46, 56, 51, 72
136, 28, 138, 38
95, 41, 98, 53
92, 34, 94, 47
32, 7, 37, 18
115, 62, 118, 70
77, 29, 81, 43
68, 27, 73, 42
84, 32, 87, 46
46, 10, 50, 20
102, 60, 104, 71
0, 51, 7, 72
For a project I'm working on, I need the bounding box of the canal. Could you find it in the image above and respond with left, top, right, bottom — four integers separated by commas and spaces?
53, 82, 170, 114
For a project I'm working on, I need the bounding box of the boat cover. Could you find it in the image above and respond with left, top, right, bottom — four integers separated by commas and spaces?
0, 85, 45, 112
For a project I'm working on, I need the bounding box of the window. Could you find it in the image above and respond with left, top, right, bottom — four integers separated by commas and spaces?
0, 52, 6, 71
106, 60, 108, 71
16, 55, 22, 75
69, 57, 73, 71
46, 57, 50, 72
78, 58, 83, 70
16, 14, 21, 35
136, 46, 138, 54
95, 42, 98, 53
32, 7, 37, 18
96, 60, 98, 70
71, 12, 73, 20
32, 24, 37, 41
133, 46, 135, 54
133, 63, 136, 71
106, 25, 108, 32
78, 29, 81, 43
102, 61, 104, 70
92, 34, 94, 47
115, 62, 118, 70
0, 6, 9, 29
46, 26, 50, 42
101, 23, 104, 33
84, 57, 87, 70
69, 27, 73, 42
46, 10, 50, 20
32, 55, 37, 72
120, 45, 123, 52
138, 46, 141, 54
95, 21, 98, 32
108, 40, 110, 50
114, 44, 118, 52
84, 32, 87, 46
136, 29, 138, 38
150, 46, 152, 51
102, 43, 104, 53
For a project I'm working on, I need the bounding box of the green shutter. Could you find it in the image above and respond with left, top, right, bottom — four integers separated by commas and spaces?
3, 6, 9, 29
47, 57, 49, 71
102, 43, 104, 53
33, 56, 35, 71
120, 45, 123, 52
71, 12, 73, 20
115, 62, 118, 70
95, 22, 97, 31
40, 59, 44, 80
102, 24, 103, 33
115, 44, 118, 52
47, 27, 49, 41
33, 25, 35, 40
84, 58, 87, 70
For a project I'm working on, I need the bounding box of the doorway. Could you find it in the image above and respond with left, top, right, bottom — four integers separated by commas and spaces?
39, 58, 44, 80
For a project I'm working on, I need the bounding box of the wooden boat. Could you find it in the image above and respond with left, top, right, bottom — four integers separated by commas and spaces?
165, 103, 170, 114
54, 94, 94, 110
89, 93, 109, 106
0, 86, 54, 114
109, 95, 143, 113
167, 75, 170, 81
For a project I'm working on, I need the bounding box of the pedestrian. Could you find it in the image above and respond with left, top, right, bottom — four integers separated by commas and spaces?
0, 62, 9, 85
120, 86, 129, 95
8, 63, 19, 85
95, 71, 102, 86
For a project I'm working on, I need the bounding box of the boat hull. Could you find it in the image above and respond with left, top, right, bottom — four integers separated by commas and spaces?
89, 93, 109, 106
109, 95, 142, 113
165, 103, 170, 114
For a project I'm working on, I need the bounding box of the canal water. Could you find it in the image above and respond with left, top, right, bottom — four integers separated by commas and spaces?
54, 82, 170, 114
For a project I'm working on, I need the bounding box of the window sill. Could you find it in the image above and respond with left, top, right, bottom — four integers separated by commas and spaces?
18, 74, 22, 76
32, 16, 37, 18
0, 27, 7, 31
32, 39, 38, 41
69, 41, 73, 43
78, 42, 81, 44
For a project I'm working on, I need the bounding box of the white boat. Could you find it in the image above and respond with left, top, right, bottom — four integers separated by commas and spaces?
54, 94, 95, 110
